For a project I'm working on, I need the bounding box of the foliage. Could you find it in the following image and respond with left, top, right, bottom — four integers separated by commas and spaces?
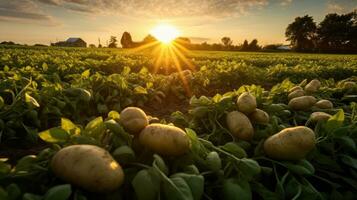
0, 46, 357, 199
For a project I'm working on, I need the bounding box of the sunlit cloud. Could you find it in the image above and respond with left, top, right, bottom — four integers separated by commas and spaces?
0, 0, 59, 25
280, 0, 293, 6
37, 0, 269, 18
326, 2, 345, 13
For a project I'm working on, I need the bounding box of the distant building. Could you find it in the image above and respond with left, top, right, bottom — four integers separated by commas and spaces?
51, 38, 87, 47
277, 45, 291, 51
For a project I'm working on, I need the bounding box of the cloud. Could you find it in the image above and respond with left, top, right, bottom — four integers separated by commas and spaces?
326, 2, 344, 13
37, 0, 269, 18
280, 0, 292, 6
0, 0, 59, 25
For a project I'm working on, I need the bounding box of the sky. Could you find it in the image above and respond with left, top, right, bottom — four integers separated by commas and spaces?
0, 0, 356, 46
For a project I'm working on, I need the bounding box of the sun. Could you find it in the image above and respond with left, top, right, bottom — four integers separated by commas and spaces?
150, 24, 180, 44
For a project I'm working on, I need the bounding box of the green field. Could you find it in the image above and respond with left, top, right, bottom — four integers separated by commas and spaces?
1, 46, 357, 199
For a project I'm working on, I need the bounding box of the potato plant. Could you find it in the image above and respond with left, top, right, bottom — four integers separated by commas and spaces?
0, 46, 357, 200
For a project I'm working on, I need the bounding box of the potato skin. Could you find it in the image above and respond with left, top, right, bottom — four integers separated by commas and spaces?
51, 145, 124, 193
226, 111, 254, 141
288, 96, 317, 110
139, 124, 191, 156
120, 107, 149, 134
305, 79, 321, 93
289, 86, 303, 93
237, 92, 257, 114
310, 112, 331, 122
288, 90, 305, 100
315, 100, 333, 109
264, 126, 316, 160
249, 109, 270, 124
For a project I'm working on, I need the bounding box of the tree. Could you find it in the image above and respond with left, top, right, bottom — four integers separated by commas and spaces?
221, 37, 233, 47
142, 34, 157, 44
89, 44, 96, 48
108, 36, 118, 48
317, 12, 357, 52
121, 32, 133, 48
285, 15, 317, 52
248, 39, 261, 51
241, 40, 249, 51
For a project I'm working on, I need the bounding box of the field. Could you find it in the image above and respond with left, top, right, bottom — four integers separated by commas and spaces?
1, 45, 357, 200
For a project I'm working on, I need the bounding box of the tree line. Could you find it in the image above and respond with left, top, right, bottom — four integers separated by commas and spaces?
286, 11, 357, 53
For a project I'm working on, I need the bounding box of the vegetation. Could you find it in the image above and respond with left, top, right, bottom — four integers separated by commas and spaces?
286, 11, 357, 53
0, 46, 357, 199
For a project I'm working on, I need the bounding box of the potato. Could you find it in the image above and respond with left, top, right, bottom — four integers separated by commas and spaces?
120, 107, 148, 134
288, 86, 303, 93
139, 124, 191, 156
315, 100, 333, 109
343, 81, 356, 89
51, 145, 124, 193
226, 111, 254, 141
304, 79, 321, 93
310, 112, 331, 122
288, 90, 305, 100
249, 109, 269, 124
237, 92, 257, 114
263, 126, 316, 160
288, 96, 317, 110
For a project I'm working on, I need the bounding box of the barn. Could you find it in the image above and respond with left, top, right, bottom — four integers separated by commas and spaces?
51, 38, 87, 47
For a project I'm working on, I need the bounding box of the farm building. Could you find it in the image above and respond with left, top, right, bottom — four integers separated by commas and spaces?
51, 38, 87, 47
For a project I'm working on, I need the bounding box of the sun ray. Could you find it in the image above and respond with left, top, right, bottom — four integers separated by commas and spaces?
168, 46, 192, 96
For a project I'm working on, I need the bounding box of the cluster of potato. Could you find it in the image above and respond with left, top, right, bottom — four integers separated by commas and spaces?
120, 107, 191, 156
287, 79, 333, 122
51, 107, 191, 193
226, 92, 270, 141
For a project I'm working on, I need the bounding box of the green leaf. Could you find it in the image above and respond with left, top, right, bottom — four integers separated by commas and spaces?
206, 151, 222, 172
23, 193, 42, 200
251, 181, 279, 200
285, 177, 301, 199
132, 169, 160, 200
6, 184, 21, 200
237, 158, 261, 180
185, 128, 201, 153
163, 177, 194, 200
61, 118, 80, 135
134, 86, 148, 94
42, 62, 48, 71
0, 160, 11, 176
14, 155, 37, 172
324, 109, 344, 132
112, 145, 135, 164
121, 66, 131, 75
0, 187, 8, 200
108, 111, 120, 121
81, 69, 90, 78
222, 142, 247, 158
340, 155, 357, 169
39, 127, 69, 143
140, 67, 149, 75
153, 154, 169, 175
337, 136, 356, 151
44, 184, 71, 200
282, 161, 314, 176
84, 117, 105, 138
222, 178, 252, 200
25, 93, 40, 108
0, 96, 4, 109
170, 173, 204, 200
